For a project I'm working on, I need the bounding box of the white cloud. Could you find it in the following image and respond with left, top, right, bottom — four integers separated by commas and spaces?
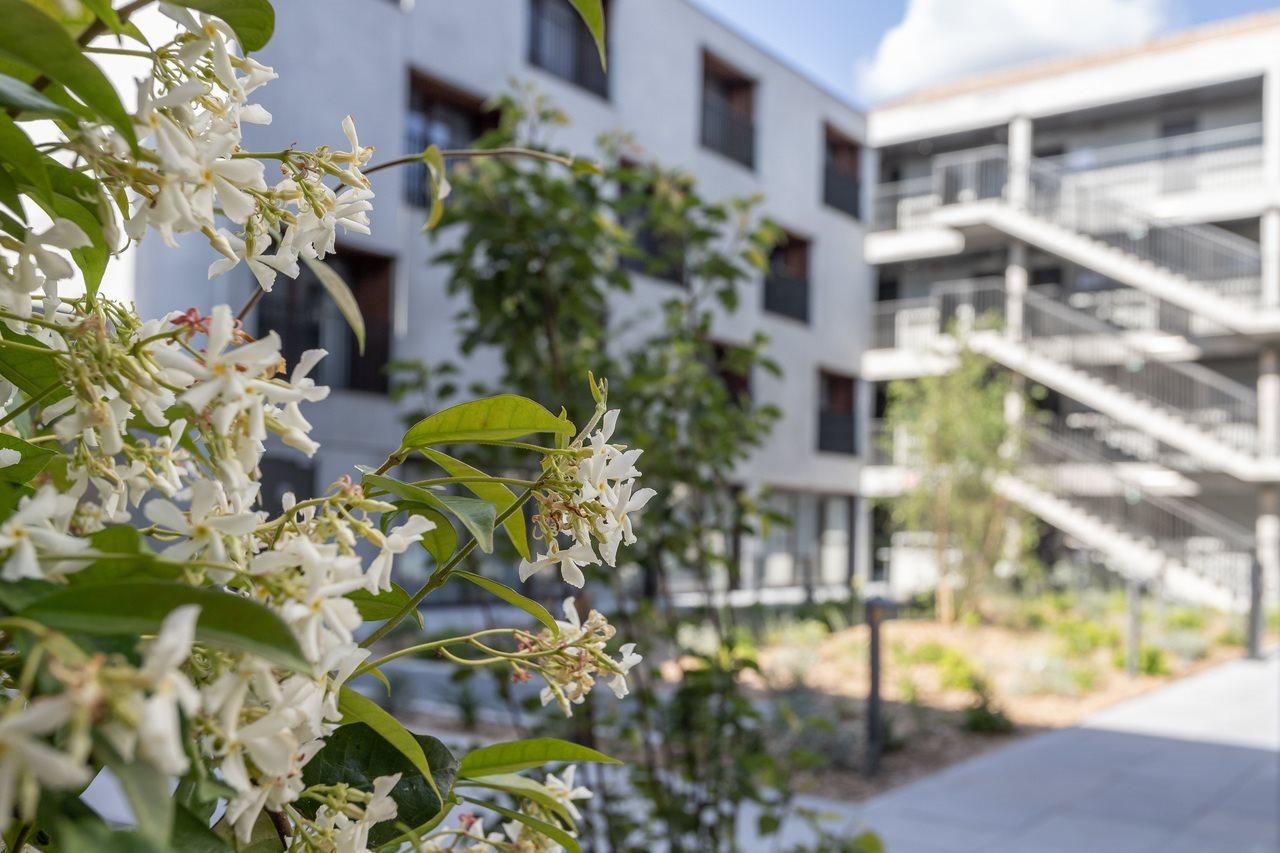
855, 0, 1170, 104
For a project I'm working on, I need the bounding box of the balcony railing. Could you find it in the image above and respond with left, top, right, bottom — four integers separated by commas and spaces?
869, 278, 1005, 350
817, 410, 856, 454
763, 271, 809, 322
1043, 122, 1264, 200
823, 165, 860, 218
870, 176, 936, 232
701, 90, 754, 168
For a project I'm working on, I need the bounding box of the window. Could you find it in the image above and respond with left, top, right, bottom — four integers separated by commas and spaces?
260, 456, 314, 515
528, 0, 608, 97
404, 74, 488, 207
257, 247, 393, 393
617, 160, 686, 284
818, 370, 857, 455
763, 231, 809, 322
823, 124, 861, 218
700, 51, 755, 168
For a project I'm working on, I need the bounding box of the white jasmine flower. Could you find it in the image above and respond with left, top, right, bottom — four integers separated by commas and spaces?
519, 539, 597, 588
544, 764, 593, 821
136, 605, 202, 774
0, 696, 93, 831
609, 643, 643, 698
366, 515, 436, 593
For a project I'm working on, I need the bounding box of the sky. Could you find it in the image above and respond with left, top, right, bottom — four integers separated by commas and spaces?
685, 0, 1280, 108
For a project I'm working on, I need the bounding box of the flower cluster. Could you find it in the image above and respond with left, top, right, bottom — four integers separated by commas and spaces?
0, 3, 645, 850
0, 297, 439, 842
67, 4, 374, 295
520, 409, 657, 587
513, 597, 643, 717
423, 767, 591, 852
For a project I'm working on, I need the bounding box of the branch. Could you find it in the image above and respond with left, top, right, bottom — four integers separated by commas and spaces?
363, 146, 577, 176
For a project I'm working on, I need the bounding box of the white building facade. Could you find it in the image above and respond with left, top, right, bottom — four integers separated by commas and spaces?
862, 13, 1280, 632
127, 0, 874, 606
126, 3, 1280, 623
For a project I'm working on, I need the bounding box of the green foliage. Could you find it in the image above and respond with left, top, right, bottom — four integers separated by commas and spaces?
882, 342, 1037, 620
962, 687, 1015, 734
457, 737, 621, 777
1113, 644, 1170, 676
428, 87, 793, 849
19, 579, 310, 671
1055, 617, 1120, 658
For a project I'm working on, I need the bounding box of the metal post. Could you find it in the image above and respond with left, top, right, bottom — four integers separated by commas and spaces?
1247, 556, 1264, 660
865, 597, 884, 774
1126, 578, 1142, 677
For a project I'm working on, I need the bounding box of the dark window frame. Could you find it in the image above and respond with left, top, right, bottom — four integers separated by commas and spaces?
700, 50, 755, 169
822, 123, 861, 219
256, 244, 394, 395
528, 0, 609, 98
763, 230, 810, 323
817, 369, 857, 455
404, 72, 491, 207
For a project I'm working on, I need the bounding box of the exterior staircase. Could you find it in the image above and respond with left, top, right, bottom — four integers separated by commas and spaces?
1002, 425, 1253, 610
929, 147, 1280, 336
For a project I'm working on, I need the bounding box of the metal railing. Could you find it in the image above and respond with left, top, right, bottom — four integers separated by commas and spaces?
1019, 287, 1258, 453
1022, 426, 1253, 595
763, 271, 809, 322
1042, 122, 1264, 199
700, 90, 754, 168
869, 278, 1005, 350
870, 176, 936, 232
528, 0, 608, 97
823, 165, 860, 218
1027, 154, 1262, 301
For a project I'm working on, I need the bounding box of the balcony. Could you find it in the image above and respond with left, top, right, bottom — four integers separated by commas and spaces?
870, 123, 1264, 235
701, 89, 754, 168
823, 165, 860, 218
763, 271, 808, 322
817, 411, 856, 454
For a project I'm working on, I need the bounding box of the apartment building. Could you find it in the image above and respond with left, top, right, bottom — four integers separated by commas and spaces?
125, 0, 873, 605
861, 13, 1280, 624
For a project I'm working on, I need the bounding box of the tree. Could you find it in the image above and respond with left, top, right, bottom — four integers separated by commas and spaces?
433, 90, 808, 850
882, 341, 1038, 622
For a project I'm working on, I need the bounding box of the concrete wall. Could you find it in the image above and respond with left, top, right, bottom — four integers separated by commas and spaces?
126, 0, 876, 589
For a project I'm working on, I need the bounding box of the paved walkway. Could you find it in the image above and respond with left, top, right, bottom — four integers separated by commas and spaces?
779, 652, 1279, 852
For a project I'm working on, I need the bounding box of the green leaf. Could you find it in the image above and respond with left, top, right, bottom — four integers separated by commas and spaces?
420, 448, 529, 559
0, 71, 74, 119
0, 326, 65, 400
457, 738, 620, 778
401, 395, 573, 450
301, 255, 365, 355
363, 472, 495, 553
568, 0, 607, 71
170, 802, 233, 853
0, 0, 137, 150
454, 570, 558, 635
42, 158, 110, 296
459, 795, 580, 853
78, 0, 125, 33
0, 113, 51, 205
337, 688, 440, 798
423, 144, 449, 231
21, 581, 310, 672
53, 819, 167, 853
347, 583, 423, 630
211, 809, 282, 853
301, 720, 457, 848
94, 736, 173, 846
0, 577, 57, 613
0, 433, 56, 484
167, 0, 276, 52
457, 773, 574, 825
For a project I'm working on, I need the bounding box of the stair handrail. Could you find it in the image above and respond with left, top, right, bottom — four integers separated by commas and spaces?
1025, 425, 1256, 550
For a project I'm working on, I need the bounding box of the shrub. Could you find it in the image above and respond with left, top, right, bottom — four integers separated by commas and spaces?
1164, 607, 1208, 632
1113, 644, 1170, 675
962, 682, 1015, 734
